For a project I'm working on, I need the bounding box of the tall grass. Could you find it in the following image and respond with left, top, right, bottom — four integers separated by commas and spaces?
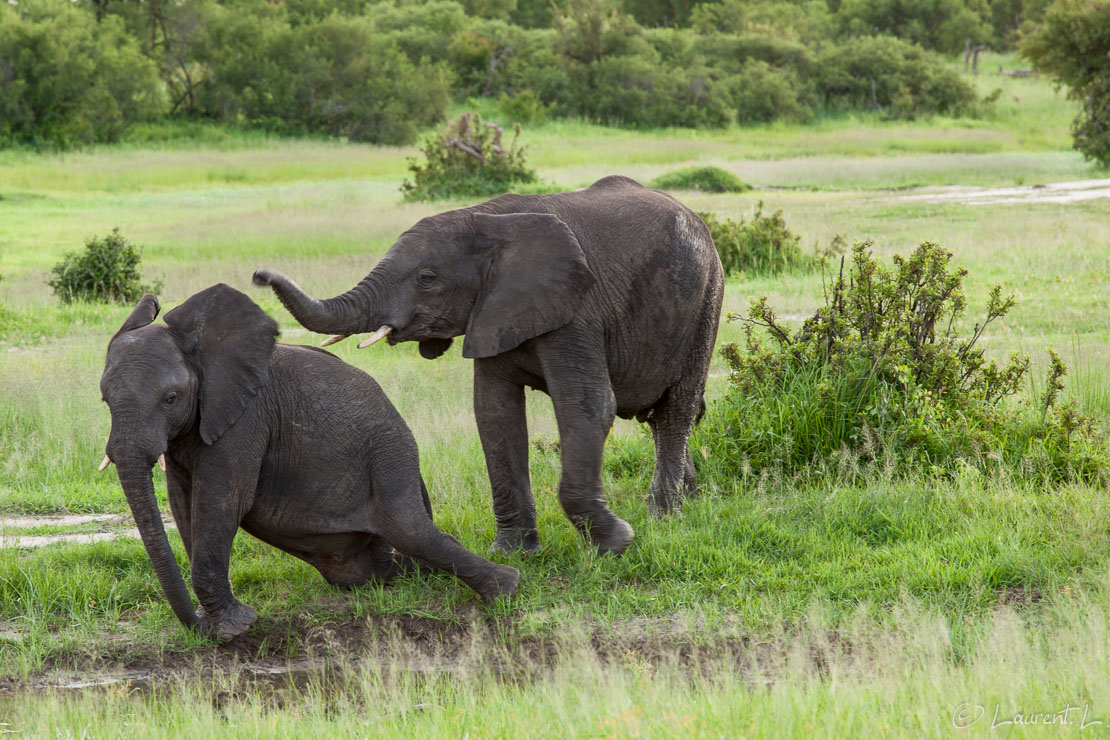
3, 588, 1108, 737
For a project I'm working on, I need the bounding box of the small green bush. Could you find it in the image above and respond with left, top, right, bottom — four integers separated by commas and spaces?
401, 112, 538, 201
651, 166, 750, 193
694, 241, 1108, 484
48, 229, 161, 304
699, 203, 837, 276
498, 90, 550, 124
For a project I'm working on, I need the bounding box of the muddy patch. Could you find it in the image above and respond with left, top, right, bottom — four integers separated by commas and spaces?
1, 611, 752, 699
899, 178, 1110, 205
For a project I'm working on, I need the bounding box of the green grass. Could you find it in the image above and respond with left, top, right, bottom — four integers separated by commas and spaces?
1, 60, 1109, 730
3, 589, 1109, 737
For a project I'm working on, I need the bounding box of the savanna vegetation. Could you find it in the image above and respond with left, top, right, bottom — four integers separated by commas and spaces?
0, 0, 1108, 730
0, 0, 1055, 150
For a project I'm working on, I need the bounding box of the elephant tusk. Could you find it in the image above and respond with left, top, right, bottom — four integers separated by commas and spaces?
98, 455, 112, 473
321, 334, 350, 347
357, 325, 393, 349
158, 454, 167, 472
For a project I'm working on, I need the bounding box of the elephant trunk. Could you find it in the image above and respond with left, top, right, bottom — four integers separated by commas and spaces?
252, 268, 380, 335
116, 459, 199, 632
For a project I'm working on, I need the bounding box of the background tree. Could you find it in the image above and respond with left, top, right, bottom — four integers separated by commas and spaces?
1021, 0, 1110, 167
0, 4, 162, 147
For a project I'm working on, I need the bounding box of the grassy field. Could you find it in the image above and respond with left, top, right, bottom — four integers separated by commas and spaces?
2, 54, 1109, 735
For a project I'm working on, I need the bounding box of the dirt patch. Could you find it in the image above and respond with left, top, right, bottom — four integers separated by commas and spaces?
899, 178, 1110, 206
0, 514, 122, 529
0, 514, 175, 549
1, 611, 753, 696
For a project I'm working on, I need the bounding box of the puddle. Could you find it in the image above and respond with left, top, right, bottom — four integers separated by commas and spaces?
899, 178, 1110, 205
24, 653, 457, 697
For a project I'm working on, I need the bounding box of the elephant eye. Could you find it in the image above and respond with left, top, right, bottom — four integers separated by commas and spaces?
417, 269, 437, 287
163, 391, 177, 407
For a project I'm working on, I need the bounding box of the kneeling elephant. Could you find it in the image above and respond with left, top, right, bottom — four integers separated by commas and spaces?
99, 284, 519, 641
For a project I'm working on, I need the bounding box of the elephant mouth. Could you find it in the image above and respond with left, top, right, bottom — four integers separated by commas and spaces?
388, 314, 455, 344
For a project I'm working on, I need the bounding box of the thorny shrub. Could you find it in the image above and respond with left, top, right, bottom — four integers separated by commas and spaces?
401, 112, 537, 201
694, 241, 1108, 484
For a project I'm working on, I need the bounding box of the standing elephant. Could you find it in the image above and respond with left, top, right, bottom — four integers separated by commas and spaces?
254, 176, 724, 556
99, 284, 519, 641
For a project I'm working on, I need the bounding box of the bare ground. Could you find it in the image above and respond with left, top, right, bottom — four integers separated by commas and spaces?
898, 178, 1110, 205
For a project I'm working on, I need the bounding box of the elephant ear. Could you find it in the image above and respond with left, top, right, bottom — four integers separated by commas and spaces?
164, 284, 278, 445
111, 294, 161, 341
463, 212, 596, 359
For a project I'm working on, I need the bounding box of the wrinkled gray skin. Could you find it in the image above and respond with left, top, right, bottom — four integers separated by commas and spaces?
100, 284, 519, 641
254, 176, 724, 556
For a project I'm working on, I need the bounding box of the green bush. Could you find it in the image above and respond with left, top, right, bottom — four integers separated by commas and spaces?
48, 229, 161, 304
694, 241, 1108, 484
0, 6, 162, 148
401, 112, 538, 201
698, 204, 837, 276
837, 0, 991, 54
498, 90, 550, 124
815, 36, 978, 119
194, 11, 450, 144
729, 60, 807, 123
652, 166, 750, 193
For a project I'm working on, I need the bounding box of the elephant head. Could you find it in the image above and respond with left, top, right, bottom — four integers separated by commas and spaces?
99, 284, 277, 632
253, 211, 596, 359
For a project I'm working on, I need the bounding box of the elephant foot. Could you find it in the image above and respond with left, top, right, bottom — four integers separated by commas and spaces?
647, 492, 683, 517
196, 602, 257, 642
581, 514, 635, 556
476, 564, 521, 601
489, 528, 541, 556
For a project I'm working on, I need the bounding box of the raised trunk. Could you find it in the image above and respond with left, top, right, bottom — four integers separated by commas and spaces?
117, 462, 199, 631
252, 269, 379, 335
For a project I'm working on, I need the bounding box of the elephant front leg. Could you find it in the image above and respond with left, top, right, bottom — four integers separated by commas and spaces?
189, 460, 260, 642
541, 351, 634, 556
475, 362, 540, 554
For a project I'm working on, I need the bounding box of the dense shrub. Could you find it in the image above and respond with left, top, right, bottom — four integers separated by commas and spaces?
695, 241, 1108, 483
48, 229, 161, 304
497, 90, 550, 124
0, 6, 162, 148
815, 36, 978, 118
1021, 0, 1110, 167
401, 113, 537, 201
0, 0, 1007, 147
698, 204, 837, 276
194, 12, 450, 144
729, 60, 807, 123
837, 0, 991, 54
652, 166, 750, 193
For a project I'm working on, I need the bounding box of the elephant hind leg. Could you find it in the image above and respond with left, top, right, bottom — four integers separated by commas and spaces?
646, 377, 708, 516
309, 535, 404, 588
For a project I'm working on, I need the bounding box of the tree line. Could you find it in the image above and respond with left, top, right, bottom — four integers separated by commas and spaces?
0, 0, 1094, 154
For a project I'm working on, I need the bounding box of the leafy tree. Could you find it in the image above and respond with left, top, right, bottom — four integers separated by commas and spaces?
1021, 0, 1110, 167
837, 0, 991, 53
815, 35, 978, 118
194, 11, 450, 143
0, 4, 162, 147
